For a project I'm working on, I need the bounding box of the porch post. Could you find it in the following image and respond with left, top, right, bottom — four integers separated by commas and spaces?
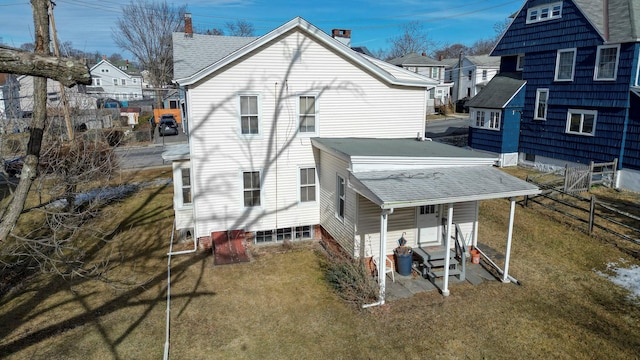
503, 197, 516, 283
378, 209, 391, 303
442, 203, 453, 297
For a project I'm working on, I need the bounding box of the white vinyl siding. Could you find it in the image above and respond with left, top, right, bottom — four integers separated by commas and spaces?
319, 151, 356, 253
172, 160, 194, 230
534, 88, 549, 120
555, 48, 576, 81
566, 109, 597, 136
594, 45, 620, 81
185, 30, 426, 238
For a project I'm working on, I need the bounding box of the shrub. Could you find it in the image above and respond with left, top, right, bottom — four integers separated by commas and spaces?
322, 250, 378, 307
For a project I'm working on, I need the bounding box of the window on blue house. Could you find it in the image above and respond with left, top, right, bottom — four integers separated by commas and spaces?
516, 55, 525, 71
594, 45, 620, 81
566, 109, 596, 136
527, 2, 562, 24
555, 48, 576, 81
534, 89, 549, 120
471, 109, 500, 131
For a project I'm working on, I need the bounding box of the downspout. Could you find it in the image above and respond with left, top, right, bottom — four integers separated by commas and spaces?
363, 207, 394, 308
442, 203, 453, 296
502, 198, 516, 283
164, 220, 197, 360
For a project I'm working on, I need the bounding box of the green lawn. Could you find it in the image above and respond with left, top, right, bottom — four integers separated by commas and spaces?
0, 168, 639, 359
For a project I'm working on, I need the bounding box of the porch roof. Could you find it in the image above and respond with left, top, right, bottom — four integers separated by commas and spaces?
349, 166, 540, 209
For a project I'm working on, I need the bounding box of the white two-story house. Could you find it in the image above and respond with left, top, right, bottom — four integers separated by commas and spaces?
166, 16, 539, 299
89, 58, 143, 102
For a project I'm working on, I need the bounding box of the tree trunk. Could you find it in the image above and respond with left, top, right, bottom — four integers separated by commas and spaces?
0, 0, 54, 242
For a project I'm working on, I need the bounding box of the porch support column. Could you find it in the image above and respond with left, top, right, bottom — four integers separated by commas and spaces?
503, 197, 516, 283
378, 208, 392, 303
442, 203, 453, 297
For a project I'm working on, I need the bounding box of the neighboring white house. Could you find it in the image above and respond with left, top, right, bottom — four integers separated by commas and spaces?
17, 76, 97, 113
387, 52, 453, 112
89, 58, 143, 102
445, 55, 500, 102
166, 16, 539, 300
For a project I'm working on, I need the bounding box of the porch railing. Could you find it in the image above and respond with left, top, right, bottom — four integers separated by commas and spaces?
453, 223, 467, 281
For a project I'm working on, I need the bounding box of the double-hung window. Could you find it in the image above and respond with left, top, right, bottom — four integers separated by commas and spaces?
488, 111, 501, 130
555, 48, 576, 81
475, 110, 485, 127
535, 89, 549, 120
594, 45, 620, 80
431, 67, 438, 78
113, 78, 118, 86
336, 175, 345, 220
566, 109, 596, 135
243, 171, 261, 207
181, 168, 192, 205
121, 79, 126, 85
299, 167, 316, 202
482, 70, 488, 80
240, 95, 259, 134
298, 96, 316, 133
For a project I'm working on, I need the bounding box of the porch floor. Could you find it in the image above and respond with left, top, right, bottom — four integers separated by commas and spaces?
385, 262, 499, 301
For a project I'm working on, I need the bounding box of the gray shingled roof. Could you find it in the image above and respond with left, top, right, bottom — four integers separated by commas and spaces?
350, 166, 540, 208
312, 137, 495, 159
388, 52, 445, 67
561, 0, 639, 43
466, 73, 526, 109
466, 55, 500, 67
172, 33, 258, 80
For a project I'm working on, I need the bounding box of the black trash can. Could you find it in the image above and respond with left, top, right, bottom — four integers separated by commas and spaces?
394, 247, 413, 276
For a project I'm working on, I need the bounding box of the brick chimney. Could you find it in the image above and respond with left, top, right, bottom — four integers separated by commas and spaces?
184, 13, 193, 37
331, 29, 351, 47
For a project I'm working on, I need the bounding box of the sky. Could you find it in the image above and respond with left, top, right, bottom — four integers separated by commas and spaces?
1, 0, 524, 61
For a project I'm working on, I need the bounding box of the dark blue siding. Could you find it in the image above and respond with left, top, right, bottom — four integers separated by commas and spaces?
468, 114, 503, 153
493, 0, 602, 56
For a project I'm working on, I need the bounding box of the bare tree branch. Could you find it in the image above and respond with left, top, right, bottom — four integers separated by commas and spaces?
0, 45, 91, 87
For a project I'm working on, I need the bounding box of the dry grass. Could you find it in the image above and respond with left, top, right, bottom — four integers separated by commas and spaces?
1, 168, 639, 359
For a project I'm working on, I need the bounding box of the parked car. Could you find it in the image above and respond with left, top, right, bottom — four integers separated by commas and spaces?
3, 156, 24, 177
158, 115, 179, 136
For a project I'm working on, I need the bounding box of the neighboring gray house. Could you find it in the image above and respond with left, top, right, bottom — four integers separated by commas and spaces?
445, 55, 501, 102
89, 58, 143, 102
388, 53, 453, 112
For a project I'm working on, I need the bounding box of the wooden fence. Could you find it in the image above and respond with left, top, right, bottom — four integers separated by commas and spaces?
523, 183, 640, 246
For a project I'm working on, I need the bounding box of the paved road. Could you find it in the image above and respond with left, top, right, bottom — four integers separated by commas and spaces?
425, 115, 469, 138
116, 127, 187, 169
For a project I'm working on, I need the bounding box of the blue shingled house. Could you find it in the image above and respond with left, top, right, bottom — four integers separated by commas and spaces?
468, 0, 640, 191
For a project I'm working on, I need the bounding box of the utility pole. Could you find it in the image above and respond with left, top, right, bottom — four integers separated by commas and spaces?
457, 51, 463, 103
48, 0, 74, 141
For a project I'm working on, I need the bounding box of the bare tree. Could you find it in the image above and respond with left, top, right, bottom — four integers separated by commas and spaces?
225, 20, 255, 37
112, 0, 187, 108
387, 21, 437, 59
0, 0, 91, 243
433, 43, 470, 60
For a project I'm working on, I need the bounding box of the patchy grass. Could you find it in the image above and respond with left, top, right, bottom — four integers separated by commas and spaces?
0, 168, 639, 359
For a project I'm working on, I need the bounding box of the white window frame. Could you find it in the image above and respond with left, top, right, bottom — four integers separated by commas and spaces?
113, 78, 118, 86
93, 78, 102, 86
121, 78, 126, 85
516, 54, 525, 71
471, 108, 501, 131
239, 94, 261, 136
431, 67, 438, 78
534, 88, 549, 120
298, 95, 318, 135
555, 48, 577, 81
527, 2, 562, 24
566, 109, 597, 136
178, 166, 192, 207
594, 44, 620, 81
336, 175, 345, 221
242, 170, 262, 208
298, 167, 317, 204
482, 70, 488, 80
